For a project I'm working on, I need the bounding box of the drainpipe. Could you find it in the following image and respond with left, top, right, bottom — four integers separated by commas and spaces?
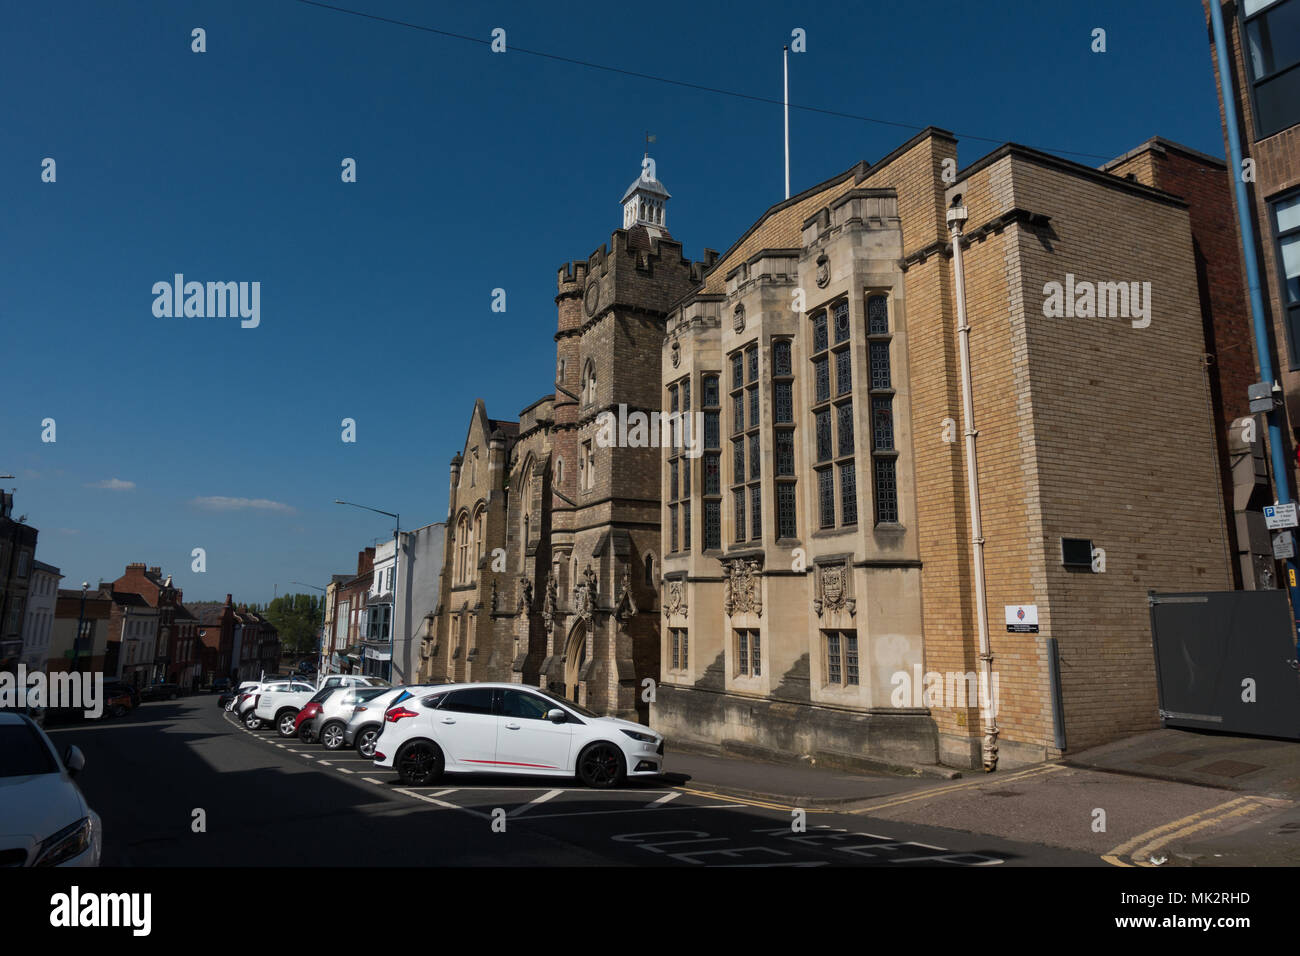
1208, 0, 1300, 653
948, 196, 999, 771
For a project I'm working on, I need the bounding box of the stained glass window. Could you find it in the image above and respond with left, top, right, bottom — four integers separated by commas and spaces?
815, 409, 832, 462
868, 295, 889, 335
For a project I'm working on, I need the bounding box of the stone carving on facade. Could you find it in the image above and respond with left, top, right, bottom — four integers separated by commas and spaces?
722, 558, 763, 618
573, 564, 598, 623
518, 576, 533, 614
670, 339, 681, 368
662, 580, 687, 619
816, 254, 830, 288
615, 567, 638, 624
542, 574, 557, 630
813, 562, 856, 618
733, 304, 745, 333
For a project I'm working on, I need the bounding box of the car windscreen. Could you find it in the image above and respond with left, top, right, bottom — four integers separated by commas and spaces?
355, 687, 389, 702
0, 723, 59, 777
534, 689, 600, 719
308, 688, 336, 704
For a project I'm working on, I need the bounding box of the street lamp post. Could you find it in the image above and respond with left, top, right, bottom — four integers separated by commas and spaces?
335, 500, 399, 682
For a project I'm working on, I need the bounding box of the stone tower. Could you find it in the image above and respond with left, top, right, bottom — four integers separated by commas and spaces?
537, 156, 710, 720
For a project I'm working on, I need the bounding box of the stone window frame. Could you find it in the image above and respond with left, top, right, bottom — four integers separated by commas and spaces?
867, 292, 898, 526
823, 628, 860, 687
734, 627, 761, 678
771, 336, 798, 541
810, 298, 857, 530
701, 372, 723, 551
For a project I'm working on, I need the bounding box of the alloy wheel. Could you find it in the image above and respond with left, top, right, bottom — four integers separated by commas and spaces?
579, 744, 624, 789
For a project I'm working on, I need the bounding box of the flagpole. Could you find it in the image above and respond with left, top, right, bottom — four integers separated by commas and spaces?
783, 45, 790, 200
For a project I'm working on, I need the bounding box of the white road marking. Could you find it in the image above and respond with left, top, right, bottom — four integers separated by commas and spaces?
394, 788, 491, 819
337, 768, 354, 774
363, 777, 385, 785
318, 760, 331, 766
649, 792, 681, 808
509, 789, 564, 817
520, 803, 744, 822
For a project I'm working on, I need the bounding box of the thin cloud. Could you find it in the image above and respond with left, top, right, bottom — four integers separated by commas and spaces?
192, 496, 296, 514
86, 478, 135, 490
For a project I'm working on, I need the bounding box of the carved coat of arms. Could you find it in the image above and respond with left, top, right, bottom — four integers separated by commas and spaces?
662, 580, 687, 619
723, 559, 762, 617
813, 563, 855, 617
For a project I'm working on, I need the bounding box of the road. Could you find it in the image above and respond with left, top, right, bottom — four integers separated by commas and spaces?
44, 695, 1099, 866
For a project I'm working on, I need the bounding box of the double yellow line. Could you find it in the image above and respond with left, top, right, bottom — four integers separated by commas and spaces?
1102, 796, 1280, 867
849, 762, 1067, 814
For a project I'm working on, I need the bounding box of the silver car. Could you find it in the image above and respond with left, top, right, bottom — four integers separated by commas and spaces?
343, 686, 442, 758
303, 685, 390, 749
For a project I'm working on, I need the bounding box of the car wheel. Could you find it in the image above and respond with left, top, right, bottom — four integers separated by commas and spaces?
276, 711, 299, 738
244, 711, 262, 730
320, 721, 346, 751
111, 704, 127, 719
577, 742, 626, 789
356, 726, 380, 758
395, 740, 444, 785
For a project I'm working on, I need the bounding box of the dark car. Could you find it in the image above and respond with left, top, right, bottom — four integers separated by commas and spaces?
210, 677, 231, 694
102, 681, 140, 710
140, 682, 181, 702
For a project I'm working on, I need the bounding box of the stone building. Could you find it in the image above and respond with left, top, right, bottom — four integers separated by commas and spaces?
426, 132, 1247, 767
424, 165, 712, 720
656, 127, 1239, 769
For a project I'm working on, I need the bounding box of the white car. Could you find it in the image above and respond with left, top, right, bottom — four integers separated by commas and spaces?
0, 713, 102, 866
253, 680, 318, 737
319, 674, 389, 691
372, 683, 664, 789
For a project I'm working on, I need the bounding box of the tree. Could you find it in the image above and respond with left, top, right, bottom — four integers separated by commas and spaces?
262, 593, 322, 657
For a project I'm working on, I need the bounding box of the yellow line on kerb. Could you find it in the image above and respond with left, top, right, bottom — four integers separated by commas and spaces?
850, 762, 1067, 814
672, 785, 804, 812
1103, 797, 1273, 867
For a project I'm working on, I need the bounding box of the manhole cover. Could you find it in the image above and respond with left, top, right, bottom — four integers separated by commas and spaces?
1141, 752, 1201, 767
1195, 760, 1265, 778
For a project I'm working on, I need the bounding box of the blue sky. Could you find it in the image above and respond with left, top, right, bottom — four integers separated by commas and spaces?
1, 0, 1226, 603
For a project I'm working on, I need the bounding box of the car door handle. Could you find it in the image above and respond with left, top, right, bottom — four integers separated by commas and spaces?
504, 722, 521, 730
440, 717, 456, 724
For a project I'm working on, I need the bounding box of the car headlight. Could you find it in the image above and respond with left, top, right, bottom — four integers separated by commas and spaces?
620, 729, 657, 743
34, 816, 95, 867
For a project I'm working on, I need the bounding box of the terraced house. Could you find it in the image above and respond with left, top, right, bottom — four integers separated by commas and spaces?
431, 131, 1249, 768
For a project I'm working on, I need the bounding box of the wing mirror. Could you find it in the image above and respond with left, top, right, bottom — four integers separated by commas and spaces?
64, 746, 86, 776
546, 708, 567, 724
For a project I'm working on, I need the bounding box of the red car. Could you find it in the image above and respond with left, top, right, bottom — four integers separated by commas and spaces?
294, 700, 325, 742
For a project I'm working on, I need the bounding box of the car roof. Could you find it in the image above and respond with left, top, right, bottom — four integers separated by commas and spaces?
0, 712, 31, 726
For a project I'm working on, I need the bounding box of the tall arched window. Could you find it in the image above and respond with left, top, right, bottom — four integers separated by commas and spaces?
582, 361, 596, 406
520, 461, 534, 549
455, 513, 471, 585
473, 505, 486, 574
644, 553, 655, 587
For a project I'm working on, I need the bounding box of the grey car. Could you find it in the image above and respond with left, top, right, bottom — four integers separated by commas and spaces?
343, 685, 442, 758
303, 685, 390, 749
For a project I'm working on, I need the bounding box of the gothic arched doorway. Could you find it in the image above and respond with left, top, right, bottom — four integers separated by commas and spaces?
563, 620, 587, 705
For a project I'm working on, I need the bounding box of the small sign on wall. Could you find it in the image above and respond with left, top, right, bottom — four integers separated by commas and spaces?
1005, 605, 1039, 633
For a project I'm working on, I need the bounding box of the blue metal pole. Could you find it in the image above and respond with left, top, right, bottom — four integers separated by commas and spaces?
1208, 0, 1300, 651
